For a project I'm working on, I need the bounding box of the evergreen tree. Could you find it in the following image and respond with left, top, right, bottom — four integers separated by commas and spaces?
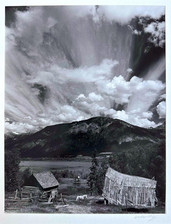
96, 159, 109, 194
87, 152, 99, 195
5, 148, 20, 192
20, 168, 32, 186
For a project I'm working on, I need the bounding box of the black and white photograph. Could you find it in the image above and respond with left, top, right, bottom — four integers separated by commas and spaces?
3, 3, 168, 219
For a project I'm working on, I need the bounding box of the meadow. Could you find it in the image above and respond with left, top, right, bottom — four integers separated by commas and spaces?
19, 159, 91, 179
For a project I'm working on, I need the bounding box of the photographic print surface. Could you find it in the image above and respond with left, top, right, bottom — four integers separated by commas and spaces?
5, 5, 165, 214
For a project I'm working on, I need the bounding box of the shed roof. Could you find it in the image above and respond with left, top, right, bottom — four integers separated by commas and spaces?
32, 171, 59, 189
106, 167, 157, 188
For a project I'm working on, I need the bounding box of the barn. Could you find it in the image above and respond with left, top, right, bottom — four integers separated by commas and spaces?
102, 167, 157, 208
20, 171, 59, 202
26, 171, 59, 192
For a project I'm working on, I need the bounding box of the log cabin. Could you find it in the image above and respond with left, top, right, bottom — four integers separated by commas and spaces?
25, 171, 59, 198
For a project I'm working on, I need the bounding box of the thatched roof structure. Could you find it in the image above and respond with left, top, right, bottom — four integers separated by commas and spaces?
106, 167, 156, 188
32, 171, 59, 190
103, 167, 157, 208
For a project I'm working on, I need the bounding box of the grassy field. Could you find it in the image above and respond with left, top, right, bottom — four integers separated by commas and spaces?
20, 160, 91, 169
5, 190, 165, 214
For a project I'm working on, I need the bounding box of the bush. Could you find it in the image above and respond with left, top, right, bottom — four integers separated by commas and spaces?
52, 169, 76, 179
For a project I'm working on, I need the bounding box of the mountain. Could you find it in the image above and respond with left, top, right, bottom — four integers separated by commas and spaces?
5, 117, 165, 158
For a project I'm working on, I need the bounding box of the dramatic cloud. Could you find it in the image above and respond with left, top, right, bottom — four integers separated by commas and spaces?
12, 6, 165, 48
126, 78, 165, 113
5, 6, 165, 134
88, 92, 103, 102
144, 21, 165, 47
5, 121, 37, 135
97, 76, 165, 109
156, 101, 166, 119
5, 53, 165, 134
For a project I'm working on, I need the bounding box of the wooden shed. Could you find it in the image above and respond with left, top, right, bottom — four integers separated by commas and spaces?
102, 167, 157, 208
26, 171, 59, 192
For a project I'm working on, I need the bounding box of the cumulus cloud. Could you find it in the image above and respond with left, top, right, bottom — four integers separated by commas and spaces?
97, 75, 165, 110
127, 78, 165, 113
5, 121, 37, 135
47, 59, 118, 83
57, 105, 86, 122
113, 110, 156, 128
156, 101, 166, 118
5, 58, 165, 134
74, 95, 158, 128
144, 21, 165, 47
5, 55, 165, 134
88, 92, 103, 102
72, 75, 164, 128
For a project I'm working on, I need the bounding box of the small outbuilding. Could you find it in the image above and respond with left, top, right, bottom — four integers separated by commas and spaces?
102, 167, 157, 208
26, 171, 59, 193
